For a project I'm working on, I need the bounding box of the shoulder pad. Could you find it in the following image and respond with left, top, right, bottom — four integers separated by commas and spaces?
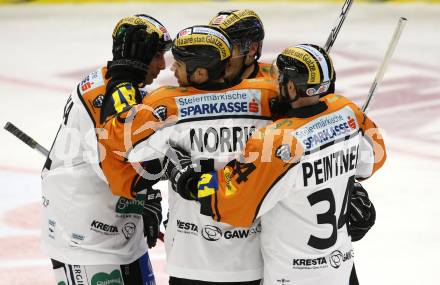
78, 67, 105, 96
241, 78, 278, 91
322, 93, 356, 108
146, 85, 195, 104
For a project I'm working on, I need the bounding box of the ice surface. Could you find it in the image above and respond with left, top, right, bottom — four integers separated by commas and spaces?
0, 2, 439, 284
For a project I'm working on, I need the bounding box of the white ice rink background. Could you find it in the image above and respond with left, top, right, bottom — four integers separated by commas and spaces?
0, 1, 439, 284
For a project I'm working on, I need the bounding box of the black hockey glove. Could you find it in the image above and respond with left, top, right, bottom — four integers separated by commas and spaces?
142, 188, 162, 248
348, 182, 376, 242
107, 25, 160, 85
162, 146, 201, 200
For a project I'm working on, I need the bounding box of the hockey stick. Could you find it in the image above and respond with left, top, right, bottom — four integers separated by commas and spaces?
362, 17, 407, 113
4, 122, 49, 156
324, 0, 353, 53
4, 121, 166, 242
270, 0, 352, 79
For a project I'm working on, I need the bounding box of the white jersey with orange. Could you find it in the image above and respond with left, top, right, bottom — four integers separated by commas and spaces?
121, 78, 278, 282
41, 67, 148, 265
196, 94, 387, 285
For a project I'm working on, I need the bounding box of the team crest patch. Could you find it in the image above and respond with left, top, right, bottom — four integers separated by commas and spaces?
93, 95, 104, 108
153, 105, 167, 121
275, 144, 291, 162
122, 222, 136, 240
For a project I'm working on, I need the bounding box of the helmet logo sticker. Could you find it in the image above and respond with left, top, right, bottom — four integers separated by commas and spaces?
298, 44, 331, 82
306, 82, 330, 96
281, 47, 321, 84
192, 26, 231, 49
218, 10, 261, 29
178, 28, 192, 37
210, 14, 228, 26
112, 16, 165, 39
175, 27, 232, 60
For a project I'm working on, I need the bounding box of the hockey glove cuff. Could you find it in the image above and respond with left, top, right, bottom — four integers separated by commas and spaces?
142, 188, 162, 248
349, 182, 376, 242
163, 146, 201, 200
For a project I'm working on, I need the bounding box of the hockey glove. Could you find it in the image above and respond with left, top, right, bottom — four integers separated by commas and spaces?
348, 182, 376, 242
162, 146, 200, 200
102, 26, 159, 123
142, 188, 162, 248
107, 25, 160, 85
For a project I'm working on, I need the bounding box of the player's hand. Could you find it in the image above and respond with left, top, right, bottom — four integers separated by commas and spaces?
348, 182, 376, 242
142, 188, 162, 248
113, 25, 160, 68
162, 146, 200, 200
107, 25, 160, 85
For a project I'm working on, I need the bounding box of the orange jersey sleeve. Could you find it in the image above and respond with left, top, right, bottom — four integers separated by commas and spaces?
98, 86, 179, 199
196, 94, 387, 227
197, 120, 304, 228
322, 94, 387, 179
354, 113, 386, 179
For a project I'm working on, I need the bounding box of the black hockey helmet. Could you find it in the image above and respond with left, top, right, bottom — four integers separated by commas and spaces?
276, 44, 335, 99
111, 14, 172, 73
172, 25, 232, 80
132, 14, 172, 52
209, 9, 264, 60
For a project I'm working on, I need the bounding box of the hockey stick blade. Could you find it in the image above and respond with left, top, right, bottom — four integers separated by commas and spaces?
362, 17, 407, 113
4, 122, 49, 157
324, 0, 353, 53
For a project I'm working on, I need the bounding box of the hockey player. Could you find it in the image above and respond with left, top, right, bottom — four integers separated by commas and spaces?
41, 14, 171, 284
210, 9, 376, 247
209, 9, 271, 81
98, 25, 279, 284
148, 26, 277, 285
164, 44, 386, 285
161, 25, 279, 285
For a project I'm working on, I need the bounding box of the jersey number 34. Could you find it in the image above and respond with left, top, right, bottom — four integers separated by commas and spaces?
307, 176, 354, 250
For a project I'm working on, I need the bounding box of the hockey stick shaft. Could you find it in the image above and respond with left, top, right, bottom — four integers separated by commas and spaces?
324, 0, 353, 53
362, 17, 407, 113
4, 122, 49, 156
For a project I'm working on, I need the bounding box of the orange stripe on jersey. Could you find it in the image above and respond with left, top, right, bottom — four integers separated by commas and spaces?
99, 78, 278, 199
99, 103, 177, 199
356, 113, 386, 179
322, 94, 387, 178
363, 118, 386, 176
200, 120, 305, 227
